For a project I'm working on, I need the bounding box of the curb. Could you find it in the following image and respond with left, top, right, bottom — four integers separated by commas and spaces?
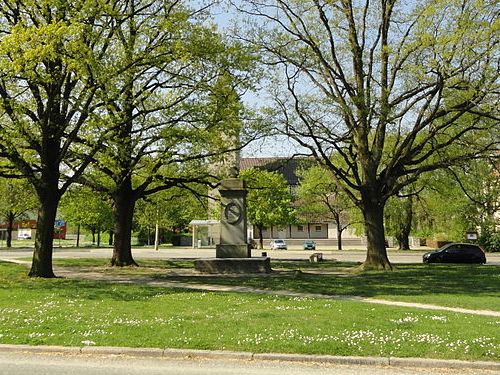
0, 344, 498, 371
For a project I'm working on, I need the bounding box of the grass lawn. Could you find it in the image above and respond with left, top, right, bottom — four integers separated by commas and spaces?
51, 258, 500, 311
0, 261, 499, 361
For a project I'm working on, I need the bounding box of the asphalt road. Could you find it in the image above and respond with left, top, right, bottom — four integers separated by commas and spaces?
1, 246, 499, 265
0, 352, 495, 375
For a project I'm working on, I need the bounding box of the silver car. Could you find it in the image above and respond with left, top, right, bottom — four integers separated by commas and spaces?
270, 239, 287, 250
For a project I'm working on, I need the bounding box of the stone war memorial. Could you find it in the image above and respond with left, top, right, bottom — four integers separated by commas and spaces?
194, 177, 271, 273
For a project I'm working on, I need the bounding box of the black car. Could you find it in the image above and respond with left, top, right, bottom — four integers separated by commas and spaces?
423, 243, 486, 264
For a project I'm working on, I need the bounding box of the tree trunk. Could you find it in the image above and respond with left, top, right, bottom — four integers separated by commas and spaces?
360, 197, 392, 270
108, 230, 114, 246
111, 182, 138, 267
398, 235, 410, 251
337, 225, 343, 251
396, 196, 412, 250
334, 213, 342, 250
76, 224, 80, 247
6, 211, 14, 248
258, 225, 264, 250
91, 228, 96, 244
97, 228, 101, 247
29, 194, 59, 278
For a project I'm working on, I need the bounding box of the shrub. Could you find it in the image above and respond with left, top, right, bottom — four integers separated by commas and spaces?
479, 230, 500, 252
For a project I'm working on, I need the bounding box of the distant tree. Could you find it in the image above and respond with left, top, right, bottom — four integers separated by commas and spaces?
385, 194, 414, 250
134, 187, 207, 245
59, 186, 113, 247
0, 178, 37, 247
240, 168, 294, 249
413, 157, 500, 242
296, 166, 357, 250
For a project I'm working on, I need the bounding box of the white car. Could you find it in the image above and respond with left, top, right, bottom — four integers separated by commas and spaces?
270, 239, 287, 250
18, 233, 32, 240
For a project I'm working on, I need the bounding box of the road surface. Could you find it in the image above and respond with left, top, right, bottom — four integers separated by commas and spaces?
1, 246, 499, 265
0, 352, 495, 375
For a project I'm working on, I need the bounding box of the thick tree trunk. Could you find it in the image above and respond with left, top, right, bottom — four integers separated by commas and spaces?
29, 194, 59, 278
111, 184, 138, 267
398, 235, 410, 251
361, 198, 392, 270
6, 212, 14, 248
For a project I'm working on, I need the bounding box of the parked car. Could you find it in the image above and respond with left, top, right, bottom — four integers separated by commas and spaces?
17, 233, 31, 240
423, 243, 486, 264
303, 240, 316, 250
270, 239, 287, 250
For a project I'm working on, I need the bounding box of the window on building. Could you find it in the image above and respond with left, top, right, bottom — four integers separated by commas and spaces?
315, 225, 322, 232
297, 225, 304, 232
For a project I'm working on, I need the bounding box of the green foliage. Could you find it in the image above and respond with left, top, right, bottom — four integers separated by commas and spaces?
296, 165, 356, 224
59, 186, 113, 233
239, 168, 295, 228
134, 187, 207, 243
412, 158, 499, 241
237, 0, 499, 267
0, 178, 37, 221
479, 230, 500, 253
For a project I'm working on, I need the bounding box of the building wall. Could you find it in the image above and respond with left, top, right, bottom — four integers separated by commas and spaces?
252, 223, 328, 239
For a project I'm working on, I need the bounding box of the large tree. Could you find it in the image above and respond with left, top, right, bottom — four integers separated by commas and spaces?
0, 1, 112, 277
235, 0, 499, 269
77, 1, 255, 266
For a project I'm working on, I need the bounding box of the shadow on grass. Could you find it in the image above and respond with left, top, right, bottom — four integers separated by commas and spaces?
51, 258, 195, 269
152, 260, 500, 300
2, 260, 499, 306
0, 261, 200, 303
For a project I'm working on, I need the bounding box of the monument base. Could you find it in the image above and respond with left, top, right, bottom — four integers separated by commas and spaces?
195, 257, 271, 274
216, 244, 251, 258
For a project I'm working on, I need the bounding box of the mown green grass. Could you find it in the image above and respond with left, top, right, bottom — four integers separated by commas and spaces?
0, 261, 498, 361
54, 258, 497, 311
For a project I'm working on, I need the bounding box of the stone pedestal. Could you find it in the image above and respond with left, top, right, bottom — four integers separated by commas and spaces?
195, 257, 271, 274
215, 244, 251, 258
215, 178, 251, 258
195, 177, 271, 274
